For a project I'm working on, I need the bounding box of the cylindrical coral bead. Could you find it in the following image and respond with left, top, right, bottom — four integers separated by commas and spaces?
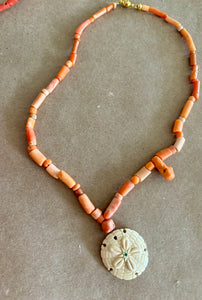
180, 28, 196, 52
180, 99, 194, 119
46, 164, 60, 179
101, 219, 115, 233
106, 3, 114, 12
192, 80, 200, 100
69, 53, 77, 66
72, 40, 80, 54
32, 92, 46, 109
174, 137, 185, 152
118, 180, 134, 197
26, 127, 36, 146
149, 7, 167, 18
135, 167, 151, 182
29, 106, 38, 115
145, 161, 155, 171
26, 117, 35, 129
173, 119, 184, 133
91, 208, 102, 220
56, 65, 70, 82
58, 170, 76, 189
29, 149, 47, 166
75, 19, 91, 35
155, 147, 175, 161
46, 78, 60, 94
78, 194, 95, 214
93, 8, 107, 19
142, 5, 150, 12
130, 175, 140, 185
165, 16, 181, 28
190, 52, 197, 66
104, 196, 122, 219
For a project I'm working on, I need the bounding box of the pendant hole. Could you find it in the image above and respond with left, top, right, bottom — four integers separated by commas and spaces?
113, 236, 117, 240
123, 229, 127, 233
109, 268, 113, 271
103, 243, 106, 247
135, 272, 138, 276
144, 248, 147, 251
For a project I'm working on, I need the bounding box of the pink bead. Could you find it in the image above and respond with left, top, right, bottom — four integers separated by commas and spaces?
101, 219, 115, 233
103, 197, 122, 219
46, 78, 59, 94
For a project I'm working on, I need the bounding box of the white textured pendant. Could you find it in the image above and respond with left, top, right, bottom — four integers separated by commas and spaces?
101, 228, 148, 280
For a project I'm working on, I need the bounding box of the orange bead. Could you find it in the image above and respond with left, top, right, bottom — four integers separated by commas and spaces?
192, 80, 200, 101
165, 16, 181, 28
101, 219, 115, 233
103, 197, 122, 219
27, 145, 37, 153
155, 147, 175, 161
29, 148, 47, 166
69, 53, 77, 66
58, 170, 76, 189
180, 28, 196, 53
32, 92, 46, 109
180, 99, 194, 119
152, 156, 175, 181
190, 65, 198, 82
149, 7, 167, 18
26, 127, 36, 146
89, 16, 95, 23
93, 8, 107, 19
91, 208, 102, 220
46, 164, 60, 179
106, 3, 114, 12
145, 161, 155, 171
78, 194, 95, 214
26, 117, 35, 129
65, 60, 73, 68
142, 4, 150, 12
97, 214, 105, 224
172, 119, 184, 133
75, 19, 91, 35
43, 159, 52, 168
72, 39, 80, 54
29, 106, 38, 115
168, 145, 177, 155
190, 52, 197, 66
46, 78, 59, 94
130, 175, 140, 185
119, 180, 134, 197
56, 65, 70, 82
176, 132, 184, 138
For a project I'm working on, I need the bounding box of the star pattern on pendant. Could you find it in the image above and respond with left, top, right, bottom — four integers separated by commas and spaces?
110, 236, 140, 271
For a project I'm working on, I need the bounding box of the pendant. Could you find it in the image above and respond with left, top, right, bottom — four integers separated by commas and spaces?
101, 228, 148, 280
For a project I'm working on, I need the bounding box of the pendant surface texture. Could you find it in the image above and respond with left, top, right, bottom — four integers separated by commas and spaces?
101, 228, 148, 280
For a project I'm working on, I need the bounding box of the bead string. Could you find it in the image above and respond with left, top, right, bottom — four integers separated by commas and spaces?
26, 2, 200, 234
0, 0, 20, 12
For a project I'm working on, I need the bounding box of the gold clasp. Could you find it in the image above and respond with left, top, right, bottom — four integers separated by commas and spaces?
119, 0, 134, 8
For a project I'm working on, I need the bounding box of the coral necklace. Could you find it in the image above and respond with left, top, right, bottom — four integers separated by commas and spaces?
25, 1, 200, 280
0, 0, 20, 12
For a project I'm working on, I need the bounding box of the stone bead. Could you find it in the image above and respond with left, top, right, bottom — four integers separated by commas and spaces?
32, 92, 46, 109
101, 219, 115, 233
58, 170, 76, 189
104, 197, 122, 219
46, 164, 60, 179
174, 137, 185, 152
29, 149, 46, 166
119, 180, 134, 197
135, 167, 151, 182
91, 208, 102, 220
78, 194, 95, 214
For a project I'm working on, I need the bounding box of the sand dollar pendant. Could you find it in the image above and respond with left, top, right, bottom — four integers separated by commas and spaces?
101, 228, 148, 280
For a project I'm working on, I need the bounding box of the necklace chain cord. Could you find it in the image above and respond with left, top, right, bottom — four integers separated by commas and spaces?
25, 3, 199, 234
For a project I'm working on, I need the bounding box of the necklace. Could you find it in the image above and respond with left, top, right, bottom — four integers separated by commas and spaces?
0, 0, 20, 12
25, 1, 200, 280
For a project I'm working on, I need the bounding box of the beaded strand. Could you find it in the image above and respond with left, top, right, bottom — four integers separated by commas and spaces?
26, 2, 200, 234
0, 0, 20, 12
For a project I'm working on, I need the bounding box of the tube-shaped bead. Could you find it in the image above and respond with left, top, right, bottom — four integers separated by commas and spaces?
78, 194, 95, 214
91, 208, 102, 220
29, 149, 47, 166
119, 180, 134, 197
58, 170, 76, 188
75, 19, 91, 35
173, 119, 184, 133
106, 3, 114, 12
155, 147, 176, 161
32, 92, 46, 109
46, 164, 60, 179
190, 52, 197, 66
93, 8, 107, 19
149, 7, 167, 18
72, 39, 80, 54
26, 117, 35, 129
46, 78, 59, 94
145, 161, 155, 171
180, 99, 194, 119
56, 65, 70, 82
180, 28, 196, 52
142, 4, 150, 12
135, 167, 151, 182
165, 16, 181, 28
192, 80, 200, 100
26, 127, 36, 146
174, 137, 185, 152
69, 53, 77, 66
101, 219, 115, 233
103, 196, 122, 219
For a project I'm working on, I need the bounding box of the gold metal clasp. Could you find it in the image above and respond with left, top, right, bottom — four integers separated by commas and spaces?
119, 0, 135, 8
